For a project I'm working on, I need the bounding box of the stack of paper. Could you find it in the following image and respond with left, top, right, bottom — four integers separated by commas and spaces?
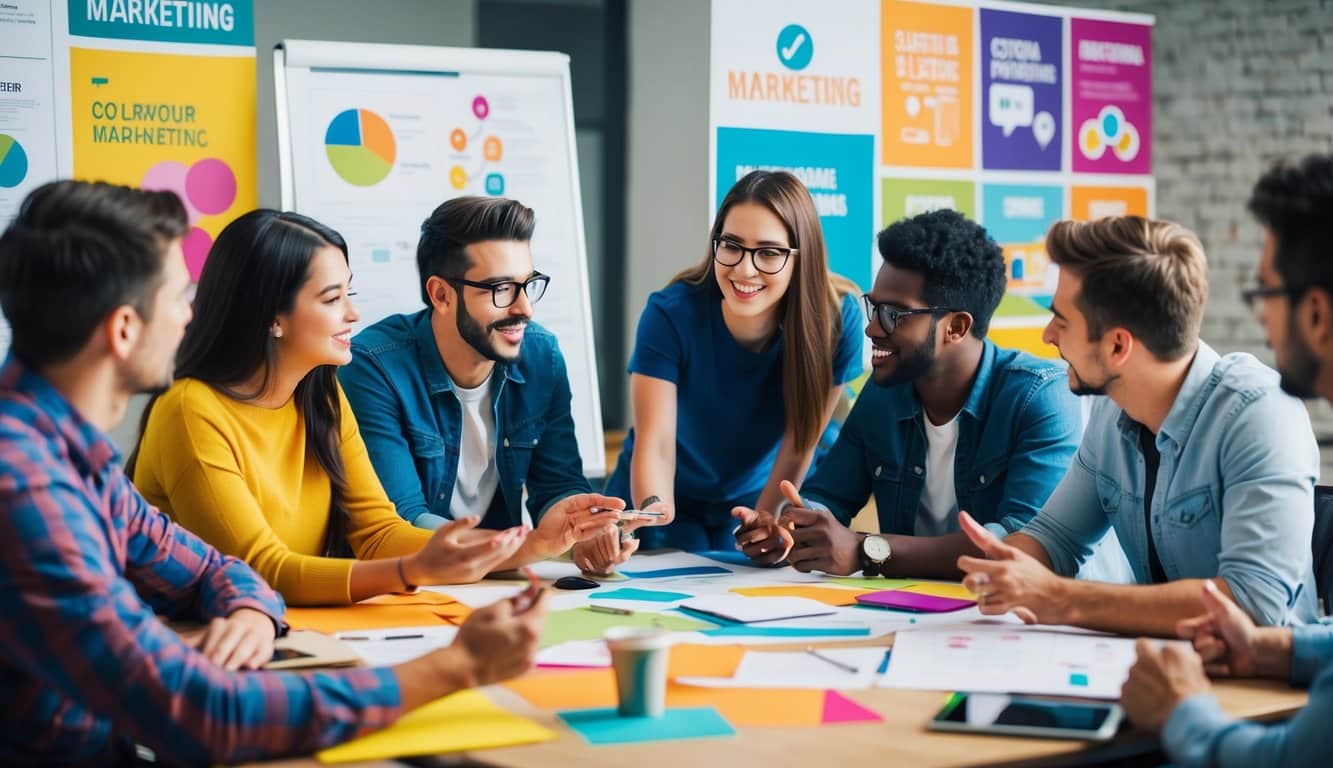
679, 595, 836, 623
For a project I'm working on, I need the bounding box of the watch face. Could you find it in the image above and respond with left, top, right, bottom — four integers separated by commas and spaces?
863, 535, 891, 561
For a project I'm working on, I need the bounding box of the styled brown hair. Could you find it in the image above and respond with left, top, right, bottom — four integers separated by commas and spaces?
1046, 216, 1208, 361
417, 196, 536, 305
673, 170, 858, 453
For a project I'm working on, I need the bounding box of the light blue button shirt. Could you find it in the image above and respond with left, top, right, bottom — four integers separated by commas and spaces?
1020, 341, 1320, 626
1163, 622, 1333, 767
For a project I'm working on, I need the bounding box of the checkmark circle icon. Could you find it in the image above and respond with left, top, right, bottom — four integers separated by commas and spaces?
776, 23, 813, 71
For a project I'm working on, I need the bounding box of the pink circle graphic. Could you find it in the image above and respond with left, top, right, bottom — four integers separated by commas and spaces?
182, 226, 213, 282
185, 158, 237, 216
472, 95, 489, 120
140, 160, 200, 225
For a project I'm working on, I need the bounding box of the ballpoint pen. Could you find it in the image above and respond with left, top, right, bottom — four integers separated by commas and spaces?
804, 645, 860, 674
588, 604, 634, 616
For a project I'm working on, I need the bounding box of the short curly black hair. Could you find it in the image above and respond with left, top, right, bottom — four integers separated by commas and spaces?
1248, 154, 1333, 295
876, 209, 1006, 338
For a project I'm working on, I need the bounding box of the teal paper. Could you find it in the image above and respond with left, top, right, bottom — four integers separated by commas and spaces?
621, 565, 730, 579
592, 587, 692, 602
558, 707, 735, 745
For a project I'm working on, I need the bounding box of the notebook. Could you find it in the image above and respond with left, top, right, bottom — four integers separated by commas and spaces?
854, 589, 975, 613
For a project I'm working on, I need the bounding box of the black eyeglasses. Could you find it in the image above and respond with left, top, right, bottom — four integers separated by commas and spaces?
1241, 284, 1301, 314
711, 238, 797, 275
861, 294, 959, 334
447, 272, 550, 308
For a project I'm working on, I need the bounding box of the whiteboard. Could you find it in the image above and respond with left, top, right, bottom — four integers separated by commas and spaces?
275, 40, 604, 476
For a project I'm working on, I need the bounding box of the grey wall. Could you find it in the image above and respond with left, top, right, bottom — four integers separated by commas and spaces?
623, 0, 711, 423
1034, 0, 1333, 433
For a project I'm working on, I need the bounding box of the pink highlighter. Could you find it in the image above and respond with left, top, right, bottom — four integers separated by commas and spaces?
854, 589, 975, 613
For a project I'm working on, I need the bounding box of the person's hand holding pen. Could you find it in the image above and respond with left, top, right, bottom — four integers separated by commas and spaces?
573, 506, 672, 575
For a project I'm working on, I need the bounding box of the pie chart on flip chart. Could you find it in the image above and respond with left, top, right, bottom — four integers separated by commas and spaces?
0, 135, 28, 189
324, 109, 396, 187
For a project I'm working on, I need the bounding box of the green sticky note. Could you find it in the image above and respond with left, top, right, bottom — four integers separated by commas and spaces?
540, 608, 715, 648
830, 577, 918, 591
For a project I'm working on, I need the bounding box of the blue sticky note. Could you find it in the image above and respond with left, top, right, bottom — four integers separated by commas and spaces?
696, 549, 764, 567
1069, 673, 1089, 687
593, 587, 692, 603
700, 625, 871, 639
558, 707, 735, 745
620, 565, 730, 579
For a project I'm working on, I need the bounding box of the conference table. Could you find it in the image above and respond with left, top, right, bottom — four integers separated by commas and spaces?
249, 568, 1310, 768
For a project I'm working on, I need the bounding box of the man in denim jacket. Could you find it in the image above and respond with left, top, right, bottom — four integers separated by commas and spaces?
735, 210, 1128, 581
959, 215, 1319, 637
340, 197, 628, 553
1117, 154, 1333, 767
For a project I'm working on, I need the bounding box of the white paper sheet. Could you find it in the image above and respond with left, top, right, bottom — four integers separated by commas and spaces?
879, 627, 1181, 700
676, 647, 889, 689
680, 595, 837, 623
336, 626, 458, 666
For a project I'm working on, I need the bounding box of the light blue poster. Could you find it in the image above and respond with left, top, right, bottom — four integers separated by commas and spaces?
716, 127, 874, 289
982, 183, 1063, 306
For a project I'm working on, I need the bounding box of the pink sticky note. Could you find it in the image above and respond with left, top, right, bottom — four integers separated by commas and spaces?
821, 691, 882, 724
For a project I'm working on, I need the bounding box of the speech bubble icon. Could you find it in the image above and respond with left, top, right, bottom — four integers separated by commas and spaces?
1032, 111, 1056, 150
988, 83, 1034, 137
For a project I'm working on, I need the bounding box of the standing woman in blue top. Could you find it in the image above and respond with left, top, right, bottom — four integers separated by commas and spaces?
580, 170, 863, 572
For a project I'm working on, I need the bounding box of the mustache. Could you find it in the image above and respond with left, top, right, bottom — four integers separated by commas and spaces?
489, 316, 530, 332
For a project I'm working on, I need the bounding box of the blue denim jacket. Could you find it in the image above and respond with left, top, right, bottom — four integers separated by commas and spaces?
804, 341, 1086, 536
1021, 342, 1320, 626
1162, 622, 1333, 766
339, 310, 590, 530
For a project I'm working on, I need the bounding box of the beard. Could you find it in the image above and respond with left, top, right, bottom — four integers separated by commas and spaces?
1064, 357, 1117, 396
456, 298, 527, 364
875, 317, 939, 387
1278, 320, 1321, 399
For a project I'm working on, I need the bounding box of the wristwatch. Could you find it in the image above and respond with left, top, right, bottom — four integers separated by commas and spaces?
859, 534, 892, 577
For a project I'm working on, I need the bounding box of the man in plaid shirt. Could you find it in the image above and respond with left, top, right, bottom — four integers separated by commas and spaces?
0, 180, 547, 765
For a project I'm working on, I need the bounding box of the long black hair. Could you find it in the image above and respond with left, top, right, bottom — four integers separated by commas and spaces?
129, 210, 353, 556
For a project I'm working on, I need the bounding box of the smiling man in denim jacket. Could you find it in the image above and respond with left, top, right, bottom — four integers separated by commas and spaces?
959, 215, 1320, 637
340, 197, 626, 557
734, 210, 1129, 581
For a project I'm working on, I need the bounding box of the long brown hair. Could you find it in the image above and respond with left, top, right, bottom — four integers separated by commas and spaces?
672, 170, 857, 453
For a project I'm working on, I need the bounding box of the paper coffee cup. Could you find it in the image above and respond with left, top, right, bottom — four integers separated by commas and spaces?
604, 626, 670, 717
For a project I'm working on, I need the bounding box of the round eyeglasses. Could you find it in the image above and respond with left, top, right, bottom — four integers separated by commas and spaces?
712, 238, 796, 275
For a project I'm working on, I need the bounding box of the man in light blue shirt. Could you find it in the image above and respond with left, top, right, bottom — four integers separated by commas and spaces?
1119, 154, 1333, 766
957, 214, 1320, 637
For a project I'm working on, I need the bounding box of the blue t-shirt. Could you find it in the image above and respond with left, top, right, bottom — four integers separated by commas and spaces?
609, 280, 863, 505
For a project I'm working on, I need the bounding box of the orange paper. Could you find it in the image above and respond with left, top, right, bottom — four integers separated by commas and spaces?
730, 585, 873, 607
286, 593, 472, 633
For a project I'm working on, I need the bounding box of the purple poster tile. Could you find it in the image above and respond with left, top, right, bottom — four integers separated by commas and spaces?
981, 9, 1062, 171
1071, 18, 1153, 174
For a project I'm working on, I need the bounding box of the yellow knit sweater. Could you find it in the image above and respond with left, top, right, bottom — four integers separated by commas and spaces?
133, 377, 430, 605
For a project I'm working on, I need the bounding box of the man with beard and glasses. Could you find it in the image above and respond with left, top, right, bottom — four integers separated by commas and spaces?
1113, 154, 1333, 768
734, 209, 1130, 582
956, 215, 1321, 637
340, 196, 619, 544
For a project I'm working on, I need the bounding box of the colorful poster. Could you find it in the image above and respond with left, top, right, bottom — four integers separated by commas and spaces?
0, 0, 60, 227
717, 127, 875, 287
881, 0, 973, 168
64, 1, 256, 281
982, 183, 1064, 305
980, 9, 1062, 171
882, 177, 975, 226
1071, 18, 1152, 174
1071, 184, 1149, 220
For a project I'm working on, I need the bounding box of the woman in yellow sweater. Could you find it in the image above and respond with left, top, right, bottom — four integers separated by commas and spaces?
130, 210, 619, 605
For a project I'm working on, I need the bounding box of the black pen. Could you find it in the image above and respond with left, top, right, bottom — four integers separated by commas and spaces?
340, 633, 426, 641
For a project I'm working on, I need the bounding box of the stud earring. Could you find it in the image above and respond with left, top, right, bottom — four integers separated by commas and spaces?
272, 327, 283, 339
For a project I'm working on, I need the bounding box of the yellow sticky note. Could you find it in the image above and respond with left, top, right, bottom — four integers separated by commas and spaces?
316, 689, 555, 763
901, 582, 975, 600
731, 585, 873, 606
